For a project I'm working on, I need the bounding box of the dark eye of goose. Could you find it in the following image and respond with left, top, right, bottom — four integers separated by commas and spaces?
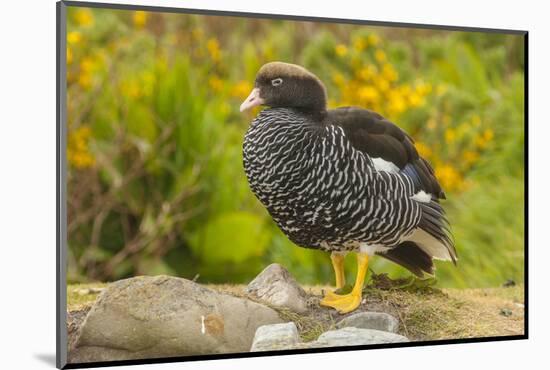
271, 78, 283, 86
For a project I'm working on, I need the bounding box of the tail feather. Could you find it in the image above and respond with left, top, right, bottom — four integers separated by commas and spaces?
378, 241, 434, 277
407, 201, 457, 264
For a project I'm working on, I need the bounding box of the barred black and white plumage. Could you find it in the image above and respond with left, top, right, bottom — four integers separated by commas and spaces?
243, 107, 455, 265
240, 62, 456, 305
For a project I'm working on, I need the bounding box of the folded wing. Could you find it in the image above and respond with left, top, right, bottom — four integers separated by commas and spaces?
329, 106, 445, 200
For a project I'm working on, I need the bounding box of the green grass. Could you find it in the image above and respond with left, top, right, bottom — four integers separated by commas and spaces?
67, 282, 107, 310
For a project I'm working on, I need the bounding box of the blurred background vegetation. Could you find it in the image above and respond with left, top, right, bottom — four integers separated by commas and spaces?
66, 6, 525, 288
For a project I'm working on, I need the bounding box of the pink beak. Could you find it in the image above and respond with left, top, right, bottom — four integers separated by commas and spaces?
240, 88, 265, 112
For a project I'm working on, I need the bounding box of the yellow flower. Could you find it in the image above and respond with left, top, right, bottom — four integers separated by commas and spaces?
231, 80, 252, 99
120, 79, 141, 98
66, 47, 73, 65
129, 82, 141, 98
67, 31, 82, 45
399, 84, 412, 95
335, 44, 348, 57
350, 57, 362, 70
445, 128, 457, 143
341, 83, 358, 105
462, 150, 479, 166
78, 73, 92, 90
357, 65, 376, 81
382, 63, 398, 82
374, 76, 390, 92
388, 92, 406, 115
75, 9, 94, 26
68, 126, 95, 168
80, 57, 95, 73
208, 76, 224, 93
475, 136, 487, 148
456, 121, 470, 137
133, 11, 148, 28
415, 81, 432, 96
367, 34, 380, 46
358, 86, 380, 103
475, 129, 494, 149
415, 142, 432, 158
483, 128, 494, 141
435, 164, 462, 192
353, 37, 367, 52
375, 49, 387, 63
408, 92, 424, 108
332, 72, 345, 86
206, 38, 221, 62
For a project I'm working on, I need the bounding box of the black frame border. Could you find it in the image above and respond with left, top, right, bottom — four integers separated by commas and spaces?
56, 1, 529, 369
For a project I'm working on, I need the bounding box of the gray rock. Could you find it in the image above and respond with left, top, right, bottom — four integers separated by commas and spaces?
336, 312, 400, 333
67, 308, 91, 354
315, 327, 409, 347
249, 324, 409, 352
250, 322, 300, 352
246, 263, 308, 313
69, 275, 283, 363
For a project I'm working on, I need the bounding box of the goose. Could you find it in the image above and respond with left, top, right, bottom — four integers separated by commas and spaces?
240, 61, 456, 313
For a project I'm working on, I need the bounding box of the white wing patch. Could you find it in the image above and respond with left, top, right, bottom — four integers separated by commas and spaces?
411, 190, 432, 203
360, 243, 391, 256
372, 157, 400, 173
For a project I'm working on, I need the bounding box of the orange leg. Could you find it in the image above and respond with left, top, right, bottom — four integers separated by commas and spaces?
320, 252, 369, 313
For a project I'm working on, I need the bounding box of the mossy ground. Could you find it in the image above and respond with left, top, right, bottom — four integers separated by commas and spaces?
67, 279, 524, 342
67, 283, 108, 310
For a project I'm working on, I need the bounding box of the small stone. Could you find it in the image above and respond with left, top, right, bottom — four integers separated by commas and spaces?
250, 322, 300, 351
336, 312, 400, 333
76, 287, 104, 296
502, 279, 516, 287
246, 264, 309, 313
88, 287, 105, 294
315, 327, 409, 347
500, 308, 513, 317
